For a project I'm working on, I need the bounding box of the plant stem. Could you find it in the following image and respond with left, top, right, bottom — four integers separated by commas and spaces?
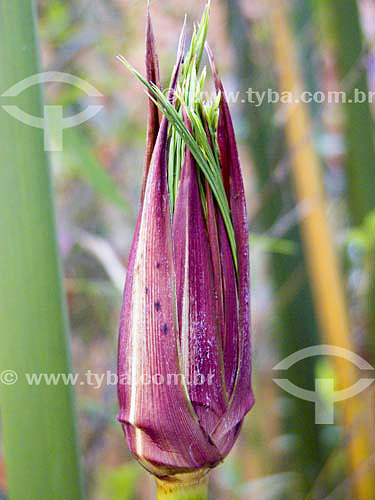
322, 0, 375, 364
0, 1, 84, 499
323, 0, 375, 227
156, 471, 209, 500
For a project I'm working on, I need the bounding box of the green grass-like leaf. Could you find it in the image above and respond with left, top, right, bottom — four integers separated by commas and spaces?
116, 2, 240, 271
117, 53, 238, 272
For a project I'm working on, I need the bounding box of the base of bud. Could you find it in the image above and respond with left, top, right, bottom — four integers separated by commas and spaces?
156, 469, 209, 500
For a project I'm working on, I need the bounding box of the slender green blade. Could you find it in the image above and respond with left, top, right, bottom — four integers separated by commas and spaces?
322, 0, 375, 226
0, 2, 84, 500
116, 1, 240, 271
320, 0, 375, 364
64, 127, 130, 213
117, 55, 238, 272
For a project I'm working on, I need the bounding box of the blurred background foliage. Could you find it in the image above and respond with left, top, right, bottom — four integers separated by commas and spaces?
0, 0, 374, 499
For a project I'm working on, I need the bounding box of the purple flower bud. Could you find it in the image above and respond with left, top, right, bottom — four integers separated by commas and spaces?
117, 6, 254, 480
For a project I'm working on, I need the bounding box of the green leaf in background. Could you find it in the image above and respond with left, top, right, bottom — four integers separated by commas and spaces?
319, 0, 375, 227
347, 211, 375, 358
63, 127, 131, 213
0, 2, 84, 500
96, 464, 140, 500
252, 235, 299, 256
318, 0, 375, 369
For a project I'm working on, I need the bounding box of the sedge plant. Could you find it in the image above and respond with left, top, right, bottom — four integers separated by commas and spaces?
117, 3, 254, 499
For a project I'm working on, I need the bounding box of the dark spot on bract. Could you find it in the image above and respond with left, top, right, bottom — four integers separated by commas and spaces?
145, 287, 149, 294
156, 262, 161, 269
162, 324, 168, 335
154, 301, 161, 311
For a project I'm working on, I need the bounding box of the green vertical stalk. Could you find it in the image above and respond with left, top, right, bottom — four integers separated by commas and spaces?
321, 0, 375, 364
0, 2, 84, 500
368, 242, 375, 357
225, 0, 324, 494
323, 0, 375, 227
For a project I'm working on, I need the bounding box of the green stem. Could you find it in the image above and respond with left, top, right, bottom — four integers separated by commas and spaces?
0, 2, 84, 499
156, 471, 209, 500
323, 0, 375, 227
